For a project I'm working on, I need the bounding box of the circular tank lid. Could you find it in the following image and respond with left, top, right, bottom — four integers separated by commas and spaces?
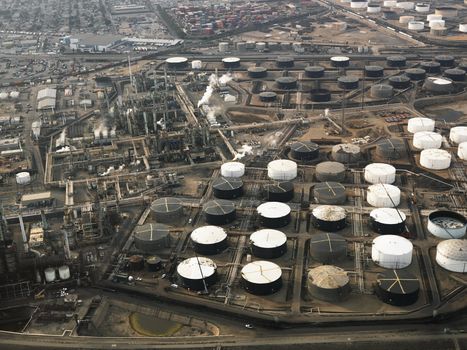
312, 205, 346, 221
427, 77, 452, 85
331, 56, 350, 62
268, 159, 297, 170
191, 225, 227, 245
203, 200, 235, 215
365, 65, 384, 71
265, 181, 294, 193
387, 55, 406, 62
222, 57, 241, 63
310, 232, 347, 251
248, 66, 267, 73
437, 239, 467, 261
314, 181, 346, 197
241, 261, 282, 284
406, 68, 426, 75
333, 143, 361, 154
365, 163, 396, 176
421, 61, 441, 68
276, 56, 294, 62
134, 223, 170, 241
377, 269, 419, 295
370, 208, 406, 224
338, 75, 359, 83
212, 177, 243, 191
257, 202, 291, 218
221, 161, 244, 172
373, 234, 413, 254
367, 184, 400, 199
151, 197, 183, 213
146, 256, 162, 264
166, 57, 188, 64
305, 65, 325, 72
308, 265, 349, 289
250, 229, 287, 248
260, 91, 277, 98
290, 141, 319, 153
316, 161, 346, 174
177, 257, 217, 280
276, 76, 297, 84
445, 68, 466, 76
435, 54, 454, 61
389, 75, 410, 83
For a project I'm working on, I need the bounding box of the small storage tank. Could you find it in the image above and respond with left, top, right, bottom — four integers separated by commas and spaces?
429, 19, 445, 28
290, 141, 319, 160
165, 57, 188, 69
424, 77, 454, 93
313, 182, 347, 205
256, 42, 266, 51
383, 10, 399, 19
177, 257, 217, 291
236, 42, 247, 51
212, 177, 243, 199
427, 211, 466, 239
250, 229, 287, 259
150, 198, 183, 224
376, 138, 405, 160
408, 21, 424, 31
388, 75, 411, 89
307, 265, 351, 302
384, 0, 397, 7
415, 3, 429, 12
248, 66, 267, 78
337, 76, 359, 90
372, 235, 413, 269
331, 143, 362, 163
330, 56, 350, 68
364, 163, 396, 184
221, 162, 245, 178
44, 268, 56, 283
413, 131, 442, 150
134, 223, 171, 252
431, 26, 448, 36
420, 61, 441, 74
399, 16, 415, 24
190, 226, 228, 255
427, 14, 442, 21
367, 184, 401, 208
370, 208, 407, 234
458, 142, 467, 160
450, 126, 467, 144
276, 77, 297, 90
315, 161, 346, 182
351, 0, 369, 9
257, 202, 291, 228
310, 89, 332, 102
444, 68, 466, 82
129, 255, 144, 271
276, 56, 295, 68
15, 172, 31, 185
365, 65, 384, 78
259, 91, 277, 102
311, 205, 347, 232
268, 159, 297, 180
435, 7, 458, 18
396, 1, 415, 10
58, 266, 70, 280
203, 200, 236, 225
310, 233, 347, 264
405, 68, 426, 81
436, 239, 467, 273
420, 149, 451, 170
387, 55, 406, 68
407, 117, 435, 133
222, 57, 241, 69
376, 270, 420, 305
241, 261, 282, 295
459, 24, 467, 33
371, 84, 394, 99
219, 42, 229, 53
264, 181, 294, 202
146, 256, 163, 272
191, 60, 202, 70
435, 55, 455, 67
305, 66, 325, 78
367, 3, 381, 12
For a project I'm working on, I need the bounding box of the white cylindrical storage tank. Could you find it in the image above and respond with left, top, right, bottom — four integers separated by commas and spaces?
412, 131, 443, 150
192, 60, 202, 70
460, 24, 467, 33
370, 208, 407, 234
420, 149, 451, 170
427, 14, 442, 21
408, 21, 424, 31
351, 1, 369, 9
15, 172, 31, 185
384, 0, 397, 6
58, 265, 70, 280
436, 240, 467, 273
407, 117, 435, 133
221, 162, 245, 177
257, 202, 291, 228
267, 159, 297, 180
427, 211, 467, 239
190, 226, 228, 255
250, 229, 287, 259
450, 126, 467, 144
458, 142, 467, 160
399, 16, 415, 24
372, 235, 413, 269
241, 261, 282, 295
429, 19, 445, 28
364, 163, 396, 184
177, 257, 217, 291
256, 42, 266, 51
415, 3, 430, 12
367, 184, 401, 208
367, 4, 381, 12
44, 268, 56, 283
397, 2, 415, 10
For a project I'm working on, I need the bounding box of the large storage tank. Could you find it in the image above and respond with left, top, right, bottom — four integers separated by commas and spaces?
364, 163, 396, 184
420, 61, 441, 74
376, 270, 420, 306
367, 184, 401, 208
376, 138, 405, 160
371, 84, 394, 99
370, 208, 407, 234
257, 202, 291, 228
268, 159, 297, 180
307, 265, 351, 302
134, 223, 171, 252
408, 21, 425, 31
413, 131, 442, 150
399, 16, 415, 24
407, 117, 435, 133
388, 75, 411, 89
190, 226, 228, 255
423, 77, 454, 93
250, 229, 287, 259
310, 89, 331, 102
203, 200, 236, 225
16, 172, 31, 185
458, 142, 467, 160
221, 162, 245, 178
305, 66, 325, 78
222, 57, 241, 68
332, 143, 362, 163
177, 257, 217, 291
311, 205, 347, 232
330, 56, 350, 68
337, 76, 359, 90
290, 141, 319, 160
436, 239, 467, 273
427, 211, 466, 239
420, 149, 451, 170
315, 161, 346, 182
415, 3, 430, 12
259, 91, 277, 102
264, 181, 294, 202
435, 55, 455, 67
450, 126, 467, 144
241, 261, 282, 295
397, 1, 415, 10
313, 182, 347, 205
212, 177, 243, 199
150, 198, 184, 223
309, 233, 347, 264
405, 68, 426, 81
387, 55, 406, 68
365, 65, 385, 78
372, 235, 413, 269
276, 77, 297, 90
248, 67, 268, 79
276, 56, 295, 68
58, 266, 70, 280
434, 6, 458, 18
444, 68, 466, 82
165, 57, 188, 69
